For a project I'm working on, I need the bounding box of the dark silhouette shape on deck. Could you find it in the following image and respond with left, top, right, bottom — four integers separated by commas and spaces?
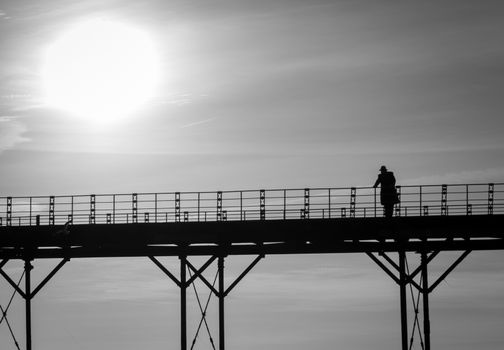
373, 165, 399, 218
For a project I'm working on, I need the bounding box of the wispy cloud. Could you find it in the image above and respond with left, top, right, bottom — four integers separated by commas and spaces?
403, 167, 504, 185
180, 117, 216, 129
0, 115, 30, 152
158, 93, 193, 106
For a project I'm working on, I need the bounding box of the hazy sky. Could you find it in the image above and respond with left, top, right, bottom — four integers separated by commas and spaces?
1, 1, 504, 349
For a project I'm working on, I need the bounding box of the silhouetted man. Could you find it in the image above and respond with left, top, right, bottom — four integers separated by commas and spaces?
373, 165, 398, 218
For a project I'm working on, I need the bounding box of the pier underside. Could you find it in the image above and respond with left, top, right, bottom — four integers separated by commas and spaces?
1, 215, 503, 259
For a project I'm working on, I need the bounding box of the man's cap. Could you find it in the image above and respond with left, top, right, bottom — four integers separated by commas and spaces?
380, 165, 387, 171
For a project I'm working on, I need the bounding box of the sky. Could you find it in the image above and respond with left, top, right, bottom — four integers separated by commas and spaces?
1, 0, 504, 349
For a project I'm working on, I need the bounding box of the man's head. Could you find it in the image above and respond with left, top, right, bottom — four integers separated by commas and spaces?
380, 165, 387, 173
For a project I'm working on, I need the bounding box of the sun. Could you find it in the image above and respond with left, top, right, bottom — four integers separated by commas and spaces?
42, 19, 159, 124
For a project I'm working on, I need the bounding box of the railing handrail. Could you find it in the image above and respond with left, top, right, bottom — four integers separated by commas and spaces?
1, 182, 502, 200
0, 182, 502, 226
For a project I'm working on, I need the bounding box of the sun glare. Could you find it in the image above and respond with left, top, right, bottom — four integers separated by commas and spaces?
42, 19, 159, 124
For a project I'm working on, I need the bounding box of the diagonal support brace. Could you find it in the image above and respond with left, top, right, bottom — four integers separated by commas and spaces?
0, 271, 25, 326
1, 259, 69, 299
224, 254, 264, 297
31, 258, 69, 298
369, 252, 430, 292
186, 256, 218, 287
0, 264, 26, 299
149, 256, 181, 287
367, 252, 400, 285
0, 259, 8, 269
379, 251, 400, 272
186, 259, 219, 296
428, 250, 471, 293
407, 250, 440, 284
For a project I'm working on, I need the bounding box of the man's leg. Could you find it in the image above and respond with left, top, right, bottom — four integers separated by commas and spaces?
385, 204, 393, 218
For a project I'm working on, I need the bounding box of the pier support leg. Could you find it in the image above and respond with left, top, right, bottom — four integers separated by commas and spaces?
0, 258, 68, 350
368, 247, 472, 350
25, 259, 33, 350
218, 256, 225, 350
399, 250, 408, 350
422, 251, 431, 350
180, 256, 187, 350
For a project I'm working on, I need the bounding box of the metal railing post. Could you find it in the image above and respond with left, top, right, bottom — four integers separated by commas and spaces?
90, 195, 96, 224
198, 192, 201, 222
395, 186, 401, 217
260, 190, 265, 220
217, 191, 223, 221
488, 183, 494, 215
283, 190, 286, 220
6, 197, 12, 226
419, 186, 423, 217
304, 188, 310, 219
175, 192, 181, 222
29, 197, 32, 226
373, 188, 377, 218
132, 193, 138, 223
350, 187, 356, 218
466, 185, 469, 216
112, 195, 115, 224
49, 196, 55, 225
155, 193, 158, 223
328, 188, 331, 219
441, 185, 448, 216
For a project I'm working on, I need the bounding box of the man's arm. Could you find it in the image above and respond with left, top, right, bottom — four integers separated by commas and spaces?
373, 176, 381, 188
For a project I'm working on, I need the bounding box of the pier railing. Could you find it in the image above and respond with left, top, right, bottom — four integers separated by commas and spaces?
0, 183, 502, 226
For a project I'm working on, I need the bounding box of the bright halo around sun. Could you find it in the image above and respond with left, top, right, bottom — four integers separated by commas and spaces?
42, 19, 159, 124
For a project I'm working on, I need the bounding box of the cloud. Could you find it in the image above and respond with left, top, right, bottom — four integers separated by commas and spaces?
403, 167, 504, 185
0, 116, 30, 152
180, 117, 216, 129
